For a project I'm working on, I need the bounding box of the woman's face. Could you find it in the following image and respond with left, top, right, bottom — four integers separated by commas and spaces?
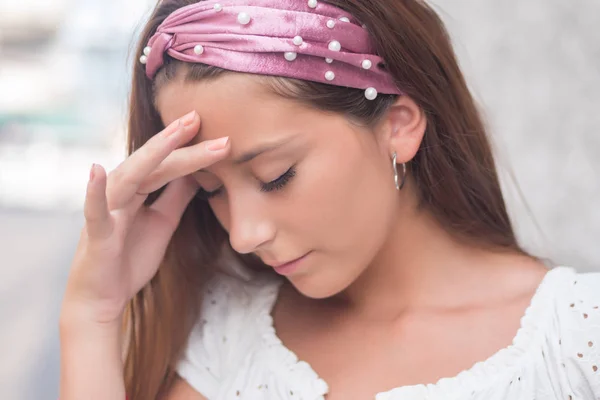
156, 73, 401, 299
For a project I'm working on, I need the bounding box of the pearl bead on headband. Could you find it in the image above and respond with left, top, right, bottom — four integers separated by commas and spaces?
141, 0, 402, 100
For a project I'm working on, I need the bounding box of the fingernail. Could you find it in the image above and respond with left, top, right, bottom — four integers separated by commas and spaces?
89, 164, 97, 182
206, 137, 230, 151
181, 110, 197, 126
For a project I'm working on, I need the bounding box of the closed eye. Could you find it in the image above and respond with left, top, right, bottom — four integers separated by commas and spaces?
260, 166, 296, 192
195, 165, 297, 201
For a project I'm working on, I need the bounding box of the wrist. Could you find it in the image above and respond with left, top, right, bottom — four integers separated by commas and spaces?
59, 326, 126, 400
60, 291, 126, 328
59, 312, 122, 337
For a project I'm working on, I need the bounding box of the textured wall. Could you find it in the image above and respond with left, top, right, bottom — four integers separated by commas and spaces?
435, 1, 600, 271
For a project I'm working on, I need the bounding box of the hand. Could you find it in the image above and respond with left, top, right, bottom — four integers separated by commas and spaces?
61, 111, 229, 325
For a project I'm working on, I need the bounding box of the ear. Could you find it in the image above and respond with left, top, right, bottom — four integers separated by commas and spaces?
376, 95, 427, 163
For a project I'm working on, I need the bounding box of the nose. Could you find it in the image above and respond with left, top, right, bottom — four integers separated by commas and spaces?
227, 194, 277, 255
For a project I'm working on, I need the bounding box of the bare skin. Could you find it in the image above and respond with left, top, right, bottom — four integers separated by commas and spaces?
59, 111, 232, 400
154, 73, 549, 399
271, 256, 547, 399
59, 70, 548, 400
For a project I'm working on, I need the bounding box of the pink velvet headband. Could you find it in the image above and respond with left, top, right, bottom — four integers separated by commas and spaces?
140, 0, 402, 100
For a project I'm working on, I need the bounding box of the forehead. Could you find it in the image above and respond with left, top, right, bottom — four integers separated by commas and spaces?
155, 73, 311, 143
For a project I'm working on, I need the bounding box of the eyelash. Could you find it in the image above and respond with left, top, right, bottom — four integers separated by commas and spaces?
196, 166, 297, 200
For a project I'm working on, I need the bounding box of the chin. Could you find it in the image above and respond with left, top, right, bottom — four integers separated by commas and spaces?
287, 269, 356, 300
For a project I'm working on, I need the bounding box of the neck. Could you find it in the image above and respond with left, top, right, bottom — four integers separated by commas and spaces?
333, 186, 536, 321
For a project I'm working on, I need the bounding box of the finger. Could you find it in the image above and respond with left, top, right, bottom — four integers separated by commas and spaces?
147, 176, 199, 233
137, 136, 231, 194
83, 164, 113, 240
106, 111, 201, 210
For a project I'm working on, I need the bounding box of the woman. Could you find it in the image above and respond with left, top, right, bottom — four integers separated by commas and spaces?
59, 0, 600, 399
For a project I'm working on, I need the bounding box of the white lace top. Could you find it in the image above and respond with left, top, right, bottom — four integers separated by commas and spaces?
176, 266, 600, 400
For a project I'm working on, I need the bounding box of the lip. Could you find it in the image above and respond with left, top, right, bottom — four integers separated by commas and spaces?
268, 252, 310, 276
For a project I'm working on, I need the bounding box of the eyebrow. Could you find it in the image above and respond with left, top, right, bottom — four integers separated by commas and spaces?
197, 135, 298, 173
233, 135, 296, 165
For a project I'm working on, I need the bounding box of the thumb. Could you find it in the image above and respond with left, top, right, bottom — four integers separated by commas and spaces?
148, 176, 199, 233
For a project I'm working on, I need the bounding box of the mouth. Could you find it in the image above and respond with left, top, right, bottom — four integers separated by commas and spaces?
264, 252, 311, 275
266, 255, 305, 268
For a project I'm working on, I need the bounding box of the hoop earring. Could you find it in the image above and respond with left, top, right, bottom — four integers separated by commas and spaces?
392, 152, 407, 191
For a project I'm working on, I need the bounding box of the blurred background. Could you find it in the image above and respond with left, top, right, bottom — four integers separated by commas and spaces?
0, 0, 598, 398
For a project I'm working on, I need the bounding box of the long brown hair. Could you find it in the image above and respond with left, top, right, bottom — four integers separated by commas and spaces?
123, 0, 529, 398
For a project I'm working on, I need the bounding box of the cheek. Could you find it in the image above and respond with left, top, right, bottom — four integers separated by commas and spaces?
291, 139, 396, 250
287, 148, 398, 298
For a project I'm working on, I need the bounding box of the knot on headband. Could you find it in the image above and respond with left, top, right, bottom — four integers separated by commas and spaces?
141, 0, 402, 99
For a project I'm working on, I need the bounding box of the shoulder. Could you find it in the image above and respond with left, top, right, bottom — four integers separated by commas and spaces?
552, 267, 600, 326
175, 269, 283, 398
194, 268, 283, 344
165, 377, 208, 400
546, 267, 600, 397
197, 270, 283, 334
